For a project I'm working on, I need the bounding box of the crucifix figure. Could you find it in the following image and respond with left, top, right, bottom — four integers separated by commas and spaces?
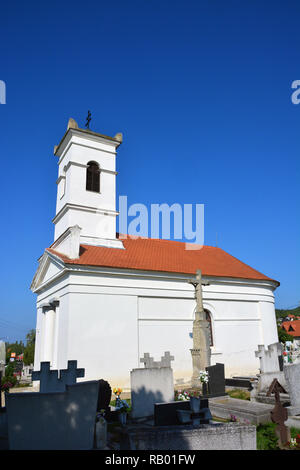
188, 269, 211, 388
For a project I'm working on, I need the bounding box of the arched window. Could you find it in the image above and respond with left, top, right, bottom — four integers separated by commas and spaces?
204, 309, 213, 346
86, 161, 100, 193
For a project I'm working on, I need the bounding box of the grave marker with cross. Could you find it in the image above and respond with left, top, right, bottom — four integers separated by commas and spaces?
140, 351, 174, 369
32, 360, 85, 393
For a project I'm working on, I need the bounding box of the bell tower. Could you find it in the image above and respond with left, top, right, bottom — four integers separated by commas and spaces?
52, 118, 124, 253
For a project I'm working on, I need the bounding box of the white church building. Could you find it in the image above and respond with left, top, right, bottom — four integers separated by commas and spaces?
31, 118, 280, 388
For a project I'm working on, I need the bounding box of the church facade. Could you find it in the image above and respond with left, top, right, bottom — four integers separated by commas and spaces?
31, 119, 279, 388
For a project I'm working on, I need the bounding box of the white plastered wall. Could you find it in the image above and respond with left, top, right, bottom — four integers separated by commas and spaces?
33, 263, 278, 389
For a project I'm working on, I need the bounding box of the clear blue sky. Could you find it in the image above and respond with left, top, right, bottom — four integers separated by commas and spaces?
0, 0, 299, 342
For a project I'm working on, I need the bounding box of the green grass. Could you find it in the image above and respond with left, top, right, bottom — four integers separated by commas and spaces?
256, 423, 300, 450
227, 389, 250, 401
290, 427, 300, 439
257, 423, 280, 450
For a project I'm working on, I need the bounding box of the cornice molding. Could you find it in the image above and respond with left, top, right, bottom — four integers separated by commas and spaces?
59, 263, 278, 291
56, 175, 66, 185
63, 160, 117, 175
55, 129, 120, 163
30, 251, 66, 293
52, 203, 119, 224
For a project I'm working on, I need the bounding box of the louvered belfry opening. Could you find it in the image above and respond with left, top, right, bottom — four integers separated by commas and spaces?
86, 161, 100, 192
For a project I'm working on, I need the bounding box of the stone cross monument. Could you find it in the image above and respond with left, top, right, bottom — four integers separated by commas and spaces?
188, 269, 211, 388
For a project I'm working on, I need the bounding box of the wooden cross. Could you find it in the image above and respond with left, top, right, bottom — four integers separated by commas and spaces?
267, 378, 290, 448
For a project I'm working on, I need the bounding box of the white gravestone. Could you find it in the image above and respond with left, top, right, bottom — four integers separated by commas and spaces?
283, 362, 300, 415
255, 343, 286, 392
131, 352, 175, 419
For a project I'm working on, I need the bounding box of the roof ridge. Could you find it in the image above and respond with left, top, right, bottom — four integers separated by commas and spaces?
117, 233, 220, 248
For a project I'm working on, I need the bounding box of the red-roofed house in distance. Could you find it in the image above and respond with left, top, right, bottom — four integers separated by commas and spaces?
281, 321, 300, 347
31, 119, 280, 388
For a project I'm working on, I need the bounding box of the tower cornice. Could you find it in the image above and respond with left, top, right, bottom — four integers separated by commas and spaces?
54, 126, 122, 158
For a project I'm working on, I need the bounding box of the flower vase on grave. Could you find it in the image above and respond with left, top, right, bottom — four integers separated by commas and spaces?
199, 371, 209, 397
118, 411, 127, 426
189, 396, 201, 413
114, 388, 130, 426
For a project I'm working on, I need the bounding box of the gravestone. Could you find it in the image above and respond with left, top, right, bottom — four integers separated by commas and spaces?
97, 379, 112, 413
255, 343, 283, 373
131, 352, 175, 419
6, 380, 99, 450
140, 351, 174, 368
255, 343, 286, 393
154, 398, 212, 426
283, 362, 300, 415
202, 363, 227, 398
32, 360, 85, 393
209, 395, 274, 425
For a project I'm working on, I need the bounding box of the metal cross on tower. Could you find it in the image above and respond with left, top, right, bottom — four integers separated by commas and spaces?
85, 110, 91, 129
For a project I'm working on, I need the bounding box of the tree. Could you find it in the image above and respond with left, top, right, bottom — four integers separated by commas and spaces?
23, 329, 36, 366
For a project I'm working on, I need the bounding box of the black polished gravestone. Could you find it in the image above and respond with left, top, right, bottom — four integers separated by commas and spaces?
97, 379, 112, 414
154, 398, 211, 426
202, 363, 227, 398
0, 370, 2, 408
31, 361, 85, 393
96, 379, 120, 423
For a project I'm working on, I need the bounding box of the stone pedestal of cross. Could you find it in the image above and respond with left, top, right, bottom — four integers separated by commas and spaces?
188, 269, 211, 388
32, 360, 85, 393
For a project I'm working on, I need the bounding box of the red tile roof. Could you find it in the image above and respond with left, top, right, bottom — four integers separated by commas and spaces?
47, 236, 279, 284
281, 321, 300, 337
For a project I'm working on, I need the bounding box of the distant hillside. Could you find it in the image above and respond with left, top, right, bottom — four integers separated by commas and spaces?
276, 306, 300, 321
